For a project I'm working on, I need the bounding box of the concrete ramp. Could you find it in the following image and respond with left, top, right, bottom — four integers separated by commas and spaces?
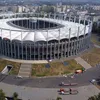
18, 63, 32, 78
75, 57, 92, 69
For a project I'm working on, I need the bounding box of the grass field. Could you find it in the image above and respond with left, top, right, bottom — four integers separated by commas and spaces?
0, 59, 21, 75
31, 59, 83, 77
81, 47, 100, 67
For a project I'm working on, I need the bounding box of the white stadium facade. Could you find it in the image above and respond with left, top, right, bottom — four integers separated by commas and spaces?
0, 13, 92, 60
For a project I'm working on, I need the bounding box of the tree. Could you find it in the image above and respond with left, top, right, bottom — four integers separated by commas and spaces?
88, 93, 100, 100
13, 92, 18, 100
0, 89, 6, 100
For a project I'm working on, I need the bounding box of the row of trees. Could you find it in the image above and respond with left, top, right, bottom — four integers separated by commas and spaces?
0, 89, 19, 100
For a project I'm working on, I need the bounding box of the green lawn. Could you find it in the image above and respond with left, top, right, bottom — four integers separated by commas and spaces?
31, 59, 83, 77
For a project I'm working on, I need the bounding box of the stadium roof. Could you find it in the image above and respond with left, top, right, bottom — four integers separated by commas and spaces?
0, 17, 90, 42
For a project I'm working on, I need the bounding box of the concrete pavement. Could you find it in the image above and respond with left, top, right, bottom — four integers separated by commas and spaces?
94, 44, 100, 48
0, 82, 99, 100
0, 56, 48, 64
75, 57, 92, 69
18, 64, 32, 78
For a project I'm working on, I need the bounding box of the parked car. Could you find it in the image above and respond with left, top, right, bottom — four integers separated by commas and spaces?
91, 78, 100, 85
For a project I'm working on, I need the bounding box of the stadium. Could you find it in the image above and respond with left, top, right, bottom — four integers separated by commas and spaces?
0, 13, 92, 60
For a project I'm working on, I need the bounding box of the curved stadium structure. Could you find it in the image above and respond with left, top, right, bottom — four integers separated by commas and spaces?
0, 13, 92, 60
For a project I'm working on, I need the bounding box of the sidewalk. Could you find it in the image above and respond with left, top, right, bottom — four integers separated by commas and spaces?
1, 56, 48, 64
75, 57, 92, 69
18, 63, 32, 77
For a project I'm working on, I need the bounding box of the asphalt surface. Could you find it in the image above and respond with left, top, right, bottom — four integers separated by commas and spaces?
0, 65, 100, 88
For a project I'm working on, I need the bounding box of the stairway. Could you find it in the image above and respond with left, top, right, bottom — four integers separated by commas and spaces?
18, 63, 32, 78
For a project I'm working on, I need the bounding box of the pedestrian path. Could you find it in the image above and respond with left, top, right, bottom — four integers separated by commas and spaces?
75, 57, 92, 70
18, 63, 32, 78
0, 56, 48, 64
94, 44, 100, 48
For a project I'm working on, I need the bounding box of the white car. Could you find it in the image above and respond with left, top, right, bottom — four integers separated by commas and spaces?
15, 75, 23, 79
91, 79, 96, 83
90, 78, 100, 84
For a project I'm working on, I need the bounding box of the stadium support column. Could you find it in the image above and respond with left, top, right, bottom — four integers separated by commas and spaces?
0, 29, 1, 54
68, 28, 71, 57
21, 31, 23, 60
0, 29, 2, 55
76, 27, 80, 54
88, 21, 92, 48
79, 17, 81, 24
14, 41, 16, 59
54, 42, 56, 59
58, 28, 60, 59
83, 16, 86, 50
34, 32, 36, 60
37, 13, 39, 30
26, 44, 27, 60
43, 17, 45, 29
46, 30, 48, 60
65, 40, 67, 57
49, 13, 51, 29
69, 15, 71, 22
18, 42, 20, 59
22, 18, 23, 27
27, 19, 28, 29
54, 13, 56, 19
7, 39, 10, 57
64, 14, 66, 20
61, 41, 63, 58
74, 16, 76, 23
84, 16, 86, 25
30, 43, 31, 60
9, 30, 13, 58
42, 43, 45, 60
83, 25, 86, 49
50, 42, 52, 60
38, 43, 40, 60
89, 22, 92, 45
70, 40, 73, 56
4, 40, 6, 56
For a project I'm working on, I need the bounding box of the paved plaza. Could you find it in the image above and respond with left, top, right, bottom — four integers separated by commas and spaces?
75, 57, 92, 69
0, 53, 100, 100
0, 82, 99, 100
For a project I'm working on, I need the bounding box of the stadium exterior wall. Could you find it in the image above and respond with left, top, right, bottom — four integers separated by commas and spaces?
0, 13, 92, 60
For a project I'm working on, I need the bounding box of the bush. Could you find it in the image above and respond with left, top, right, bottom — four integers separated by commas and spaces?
13, 92, 18, 100
0, 89, 6, 100
56, 97, 62, 100
88, 93, 100, 100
